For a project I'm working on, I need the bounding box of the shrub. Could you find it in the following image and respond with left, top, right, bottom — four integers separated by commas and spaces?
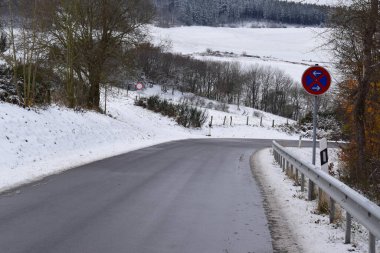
135, 96, 207, 128
147, 95, 160, 111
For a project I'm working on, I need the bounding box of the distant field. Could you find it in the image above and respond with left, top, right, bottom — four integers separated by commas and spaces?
150, 26, 335, 83
280, 0, 344, 6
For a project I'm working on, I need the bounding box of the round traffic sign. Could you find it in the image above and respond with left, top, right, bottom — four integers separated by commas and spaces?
135, 82, 144, 91
301, 66, 331, 96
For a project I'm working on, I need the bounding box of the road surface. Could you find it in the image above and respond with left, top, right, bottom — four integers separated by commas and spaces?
0, 139, 290, 253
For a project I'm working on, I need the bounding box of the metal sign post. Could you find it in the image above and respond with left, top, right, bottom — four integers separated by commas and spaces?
301, 65, 331, 201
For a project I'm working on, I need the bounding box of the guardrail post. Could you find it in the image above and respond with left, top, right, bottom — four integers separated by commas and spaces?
286, 161, 289, 175
290, 164, 294, 179
369, 233, 375, 253
282, 158, 285, 172
329, 197, 335, 223
295, 167, 299, 185
301, 174, 305, 192
308, 180, 315, 201
345, 212, 351, 244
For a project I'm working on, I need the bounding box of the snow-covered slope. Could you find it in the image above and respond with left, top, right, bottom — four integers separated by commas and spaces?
150, 26, 334, 83
0, 86, 298, 192
280, 0, 349, 6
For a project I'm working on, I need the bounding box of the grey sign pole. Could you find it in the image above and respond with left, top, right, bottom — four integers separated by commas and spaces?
308, 95, 318, 200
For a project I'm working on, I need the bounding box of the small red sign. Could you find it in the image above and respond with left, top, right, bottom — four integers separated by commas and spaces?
135, 82, 144, 91
302, 66, 331, 96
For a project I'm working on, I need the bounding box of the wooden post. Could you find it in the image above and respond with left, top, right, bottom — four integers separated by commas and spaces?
329, 197, 335, 223
272, 120, 275, 128
301, 174, 305, 192
230, 116, 233, 126
369, 233, 375, 253
210, 116, 213, 127
260, 117, 263, 127
308, 179, 315, 201
247, 116, 249, 125
223, 116, 227, 125
345, 212, 352, 244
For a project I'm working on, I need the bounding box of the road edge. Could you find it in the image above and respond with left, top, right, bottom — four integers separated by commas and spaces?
250, 148, 303, 253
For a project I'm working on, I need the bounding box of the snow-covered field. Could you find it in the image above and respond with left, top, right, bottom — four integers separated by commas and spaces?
0, 86, 298, 192
254, 148, 380, 253
150, 26, 335, 83
282, 0, 351, 6
283, 0, 350, 6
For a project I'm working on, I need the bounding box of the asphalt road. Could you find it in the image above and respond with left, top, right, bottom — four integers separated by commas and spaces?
0, 139, 295, 253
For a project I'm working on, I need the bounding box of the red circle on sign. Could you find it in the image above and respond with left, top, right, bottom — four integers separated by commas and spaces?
301, 66, 331, 96
135, 82, 144, 90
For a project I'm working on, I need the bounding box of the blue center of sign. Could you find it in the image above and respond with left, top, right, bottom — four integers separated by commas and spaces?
306, 71, 328, 92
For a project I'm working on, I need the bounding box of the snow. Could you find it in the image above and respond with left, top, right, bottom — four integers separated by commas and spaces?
0, 86, 298, 192
281, 0, 350, 6
150, 26, 334, 82
254, 148, 380, 253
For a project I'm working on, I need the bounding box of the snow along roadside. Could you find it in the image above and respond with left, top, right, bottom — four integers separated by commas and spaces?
251, 148, 377, 253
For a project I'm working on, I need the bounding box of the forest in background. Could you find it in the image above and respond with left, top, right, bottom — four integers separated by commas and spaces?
153, 0, 332, 27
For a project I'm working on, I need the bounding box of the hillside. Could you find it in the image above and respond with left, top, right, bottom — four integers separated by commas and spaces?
150, 26, 333, 83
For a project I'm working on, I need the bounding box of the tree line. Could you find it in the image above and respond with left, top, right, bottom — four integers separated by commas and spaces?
131, 43, 332, 121
153, 0, 332, 27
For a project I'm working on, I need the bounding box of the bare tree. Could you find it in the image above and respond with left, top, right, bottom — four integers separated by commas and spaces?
40, 0, 154, 109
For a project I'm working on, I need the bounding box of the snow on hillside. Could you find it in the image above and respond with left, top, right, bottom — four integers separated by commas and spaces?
0, 86, 299, 192
141, 85, 295, 127
150, 26, 334, 83
281, 0, 349, 6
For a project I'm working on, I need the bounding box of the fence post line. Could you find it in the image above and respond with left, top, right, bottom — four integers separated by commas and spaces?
329, 197, 335, 223
345, 212, 352, 244
369, 233, 375, 253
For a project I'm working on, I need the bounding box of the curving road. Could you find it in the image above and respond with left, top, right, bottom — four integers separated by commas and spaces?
0, 139, 295, 253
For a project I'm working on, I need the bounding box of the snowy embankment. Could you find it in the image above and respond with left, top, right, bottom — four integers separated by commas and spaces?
0, 86, 298, 192
253, 149, 380, 253
150, 26, 334, 82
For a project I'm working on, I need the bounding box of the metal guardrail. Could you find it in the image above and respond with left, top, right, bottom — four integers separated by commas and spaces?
272, 140, 380, 253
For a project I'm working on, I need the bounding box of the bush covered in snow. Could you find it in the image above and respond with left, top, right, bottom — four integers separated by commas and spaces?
276, 112, 344, 141
135, 96, 207, 128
